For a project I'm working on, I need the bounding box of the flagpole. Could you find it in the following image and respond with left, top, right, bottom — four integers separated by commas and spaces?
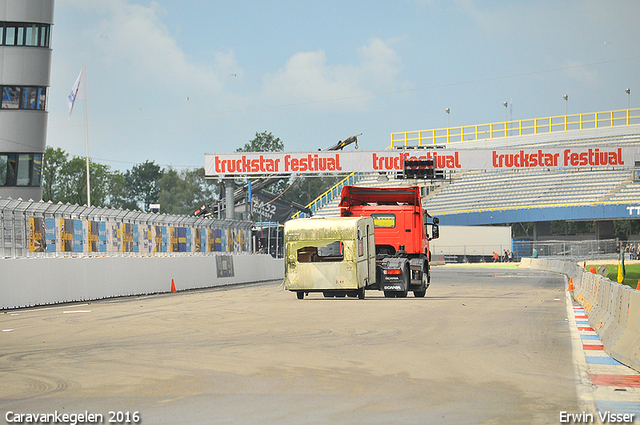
82, 64, 91, 207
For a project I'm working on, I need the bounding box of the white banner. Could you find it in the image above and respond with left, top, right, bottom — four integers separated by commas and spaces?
205, 146, 640, 176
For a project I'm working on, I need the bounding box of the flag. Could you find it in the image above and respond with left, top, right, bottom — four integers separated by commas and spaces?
67, 67, 84, 120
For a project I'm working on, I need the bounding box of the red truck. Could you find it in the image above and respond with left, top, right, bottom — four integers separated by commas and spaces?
339, 185, 439, 297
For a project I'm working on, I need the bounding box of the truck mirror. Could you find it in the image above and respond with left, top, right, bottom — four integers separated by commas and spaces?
433, 217, 439, 225
431, 224, 439, 240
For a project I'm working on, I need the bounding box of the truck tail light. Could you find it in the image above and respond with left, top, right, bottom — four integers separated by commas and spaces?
383, 269, 402, 275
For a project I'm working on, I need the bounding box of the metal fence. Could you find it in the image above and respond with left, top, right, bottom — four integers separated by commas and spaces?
514, 239, 620, 261
1, 198, 253, 258
436, 239, 622, 263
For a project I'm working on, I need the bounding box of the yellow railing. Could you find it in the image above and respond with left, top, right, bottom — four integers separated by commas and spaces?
390, 108, 640, 148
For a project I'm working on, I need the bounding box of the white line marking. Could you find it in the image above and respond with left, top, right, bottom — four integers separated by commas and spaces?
17, 303, 91, 313
566, 285, 602, 423
63, 310, 91, 314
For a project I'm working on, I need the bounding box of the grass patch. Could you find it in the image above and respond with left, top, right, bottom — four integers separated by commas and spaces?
587, 263, 640, 289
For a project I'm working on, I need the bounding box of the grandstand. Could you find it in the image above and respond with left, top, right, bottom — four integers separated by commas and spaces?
303, 108, 640, 242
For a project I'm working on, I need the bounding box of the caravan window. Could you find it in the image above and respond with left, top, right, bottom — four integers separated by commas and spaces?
297, 241, 344, 262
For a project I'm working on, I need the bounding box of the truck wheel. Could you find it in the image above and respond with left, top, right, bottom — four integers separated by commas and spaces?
296, 292, 304, 300
357, 287, 365, 300
414, 261, 428, 297
425, 261, 431, 285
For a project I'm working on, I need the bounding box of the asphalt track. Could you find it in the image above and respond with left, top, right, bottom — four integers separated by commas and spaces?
0, 266, 581, 424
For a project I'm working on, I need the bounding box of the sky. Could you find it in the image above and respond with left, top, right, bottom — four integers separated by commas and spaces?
46, 0, 640, 172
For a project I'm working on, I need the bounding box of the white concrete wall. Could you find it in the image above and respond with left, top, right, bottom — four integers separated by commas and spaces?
520, 258, 640, 373
1, 254, 284, 309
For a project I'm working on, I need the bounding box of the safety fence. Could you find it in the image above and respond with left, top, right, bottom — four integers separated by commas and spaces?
431, 239, 620, 263
513, 239, 619, 261
520, 258, 640, 373
390, 107, 640, 147
0, 198, 253, 258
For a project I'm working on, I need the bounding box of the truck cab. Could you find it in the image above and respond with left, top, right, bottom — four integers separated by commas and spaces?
339, 186, 439, 297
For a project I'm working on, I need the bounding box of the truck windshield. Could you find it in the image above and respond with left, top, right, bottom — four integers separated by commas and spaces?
297, 241, 344, 262
371, 214, 396, 228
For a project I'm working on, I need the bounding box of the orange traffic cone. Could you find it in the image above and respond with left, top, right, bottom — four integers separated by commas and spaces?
171, 279, 177, 293
567, 277, 574, 291
636, 279, 640, 291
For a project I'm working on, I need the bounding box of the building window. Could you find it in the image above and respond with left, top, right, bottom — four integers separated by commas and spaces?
2, 87, 21, 109
0, 22, 50, 47
0, 153, 42, 187
1, 86, 47, 110
4, 24, 16, 45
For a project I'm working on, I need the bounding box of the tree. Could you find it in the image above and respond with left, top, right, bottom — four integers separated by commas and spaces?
106, 171, 138, 210
87, 161, 112, 207
127, 161, 163, 211
58, 156, 88, 205
236, 131, 284, 153
42, 147, 67, 202
157, 168, 216, 215
43, 147, 113, 207
183, 167, 218, 207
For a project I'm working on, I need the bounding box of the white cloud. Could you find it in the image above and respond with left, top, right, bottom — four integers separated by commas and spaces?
59, 0, 238, 96
261, 38, 403, 110
56, 1, 404, 114
357, 38, 402, 88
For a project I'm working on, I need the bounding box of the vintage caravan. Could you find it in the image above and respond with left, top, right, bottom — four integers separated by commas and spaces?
284, 216, 375, 299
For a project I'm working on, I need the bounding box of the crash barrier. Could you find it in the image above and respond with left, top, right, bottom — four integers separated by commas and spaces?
520, 258, 640, 372
0, 198, 252, 258
1, 253, 285, 310
1, 198, 286, 310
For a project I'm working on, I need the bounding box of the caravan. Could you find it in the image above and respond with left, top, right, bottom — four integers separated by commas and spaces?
284, 216, 375, 299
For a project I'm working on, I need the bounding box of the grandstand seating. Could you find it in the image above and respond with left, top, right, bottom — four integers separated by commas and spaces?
425, 168, 633, 215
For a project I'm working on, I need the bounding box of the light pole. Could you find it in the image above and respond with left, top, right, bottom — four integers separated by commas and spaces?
445, 108, 451, 143
626, 88, 631, 125
503, 102, 508, 135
